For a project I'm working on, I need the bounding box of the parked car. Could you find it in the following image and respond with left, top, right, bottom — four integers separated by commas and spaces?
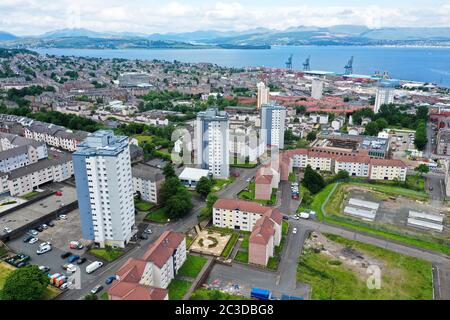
66, 264, 77, 273
41, 224, 48, 230
47, 222, 55, 227
17, 261, 29, 268
77, 257, 87, 265
37, 244, 52, 255
105, 276, 117, 285
68, 255, 80, 263
58, 215, 67, 220
139, 233, 149, 240
91, 285, 103, 294
28, 229, 38, 236
298, 212, 310, 219
69, 241, 84, 250
282, 215, 289, 221
23, 235, 33, 243
292, 227, 298, 234
3, 227, 12, 234
61, 252, 72, 259
39, 265, 50, 273
292, 215, 300, 220
144, 229, 152, 234
60, 283, 69, 290
36, 226, 44, 232
28, 237, 39, 244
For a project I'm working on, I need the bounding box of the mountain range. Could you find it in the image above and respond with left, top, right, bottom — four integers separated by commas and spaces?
1, 26, 450, 49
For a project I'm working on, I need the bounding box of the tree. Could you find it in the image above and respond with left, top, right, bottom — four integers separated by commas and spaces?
414, 122, 428, 151
364, 121, 380, 136
334, 170, 350, 182
415, 164, 429, 176
296, 105, 306, 115
163, 163, 176, 178
165, 190, 193, 219
302, 165, 326, 194
1, 265, 48, 300
306, 131, 317, 142
196, 177, 213, 198
284, 129, 296, 145
375, 118, 388, 131
159, 176, 182, 206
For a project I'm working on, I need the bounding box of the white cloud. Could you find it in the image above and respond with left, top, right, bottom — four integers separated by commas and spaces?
1, 1, 450, 36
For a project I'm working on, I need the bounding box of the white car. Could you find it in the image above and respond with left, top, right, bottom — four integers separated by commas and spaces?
66, 264, 77, 273
39, 241, 51, 248
144, 229, 152, 234
60, 283, 69, 290
3, 227, 12, 234
299, 212, 310, 219
292, 215, 300, 220
292, 227, 298, 234
36, 244, 52, 255
246, 178, 252, 182
28, 237, 39, 244
59, 215, 67, 220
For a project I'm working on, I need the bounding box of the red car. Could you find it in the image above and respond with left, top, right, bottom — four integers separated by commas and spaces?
55, 191, 62, 196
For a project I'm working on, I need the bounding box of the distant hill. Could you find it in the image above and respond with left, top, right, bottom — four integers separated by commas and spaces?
1, 25, 450, 48
0, 31, 19, 41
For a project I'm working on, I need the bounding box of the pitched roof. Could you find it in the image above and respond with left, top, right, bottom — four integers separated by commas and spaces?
108, 281, 167, 300
116, 258, 147, 283
250, 216, 275, 245
213, 199, 273, 215
142, 230, 185, 268
336, 155, 371, 164
370, 158, 406, 167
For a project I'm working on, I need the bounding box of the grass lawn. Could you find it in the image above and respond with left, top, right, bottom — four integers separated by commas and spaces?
177, 255, 208, 278
234, 251, 249, 263
240, 235, 250, 250
297, 233, 433, 300
145, 208, 171, 223
21, 191, 40, 200
168, 279, 192, 300
212, 177, 236, 192
282, 220, 289, 236
134, 198, 154, 212
89, 248, 124, 262
100, 292, 109, 300
221, 232, 239, 258
0, 262, 60, 300
267, 257, 279, 271
190, 288, 247, 300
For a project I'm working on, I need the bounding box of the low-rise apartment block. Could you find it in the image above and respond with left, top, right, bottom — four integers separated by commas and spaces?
132, 164, 165, 204
369, 159, 407, 181
108, 230, 186, 300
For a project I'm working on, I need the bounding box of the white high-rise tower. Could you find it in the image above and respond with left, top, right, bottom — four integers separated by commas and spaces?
374, 86, 394, 113
257, 82, 269, 109
73, 130, 135, 248
261, 103, 286, 150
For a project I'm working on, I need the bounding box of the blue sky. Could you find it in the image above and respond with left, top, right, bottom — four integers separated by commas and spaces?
1, 0, 449, 35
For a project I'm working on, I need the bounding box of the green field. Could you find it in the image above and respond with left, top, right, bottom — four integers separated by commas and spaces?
234, 251, 249, 263
177, 255, 208, 278
145, 208, 171, 223
297, 233, 433, 300
168, 279, 192, 300
221, 232, 239, 258
190, 288, 247, 300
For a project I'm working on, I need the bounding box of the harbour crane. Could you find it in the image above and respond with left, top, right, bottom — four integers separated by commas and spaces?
285, 54, 293, 70
344, 56, 354, 75
303, 56, 311, 71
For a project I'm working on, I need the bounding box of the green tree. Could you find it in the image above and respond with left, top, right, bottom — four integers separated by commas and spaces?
334, 170, 350, 182
159, 176, 182, 206
302, 165, 326, 194
414, 121, 428, 151
84, 293, 99, 300
196, 177, 213, 198
415, 164, 429, 176
165, 190, 193, 219
306, 131, 317, 142
163, 163, 176, 178
364, 121, 380, 136
1, 265, 48, 300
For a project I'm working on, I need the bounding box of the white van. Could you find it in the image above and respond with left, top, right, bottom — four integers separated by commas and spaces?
86, 261, 103, 274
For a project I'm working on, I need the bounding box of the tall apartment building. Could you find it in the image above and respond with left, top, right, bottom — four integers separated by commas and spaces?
257, 82, 269, 109
311, 78, 324, 100
374, 86, 394, 113
73, 130, 135, 248
195, 108, 230, 179
261, 103, 286, 149
445, 160, 450, 198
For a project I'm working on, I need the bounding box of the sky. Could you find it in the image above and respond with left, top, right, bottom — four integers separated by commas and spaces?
1, 0, 450, 36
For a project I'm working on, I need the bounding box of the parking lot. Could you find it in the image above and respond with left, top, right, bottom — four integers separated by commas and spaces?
0, 185, 78, 233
